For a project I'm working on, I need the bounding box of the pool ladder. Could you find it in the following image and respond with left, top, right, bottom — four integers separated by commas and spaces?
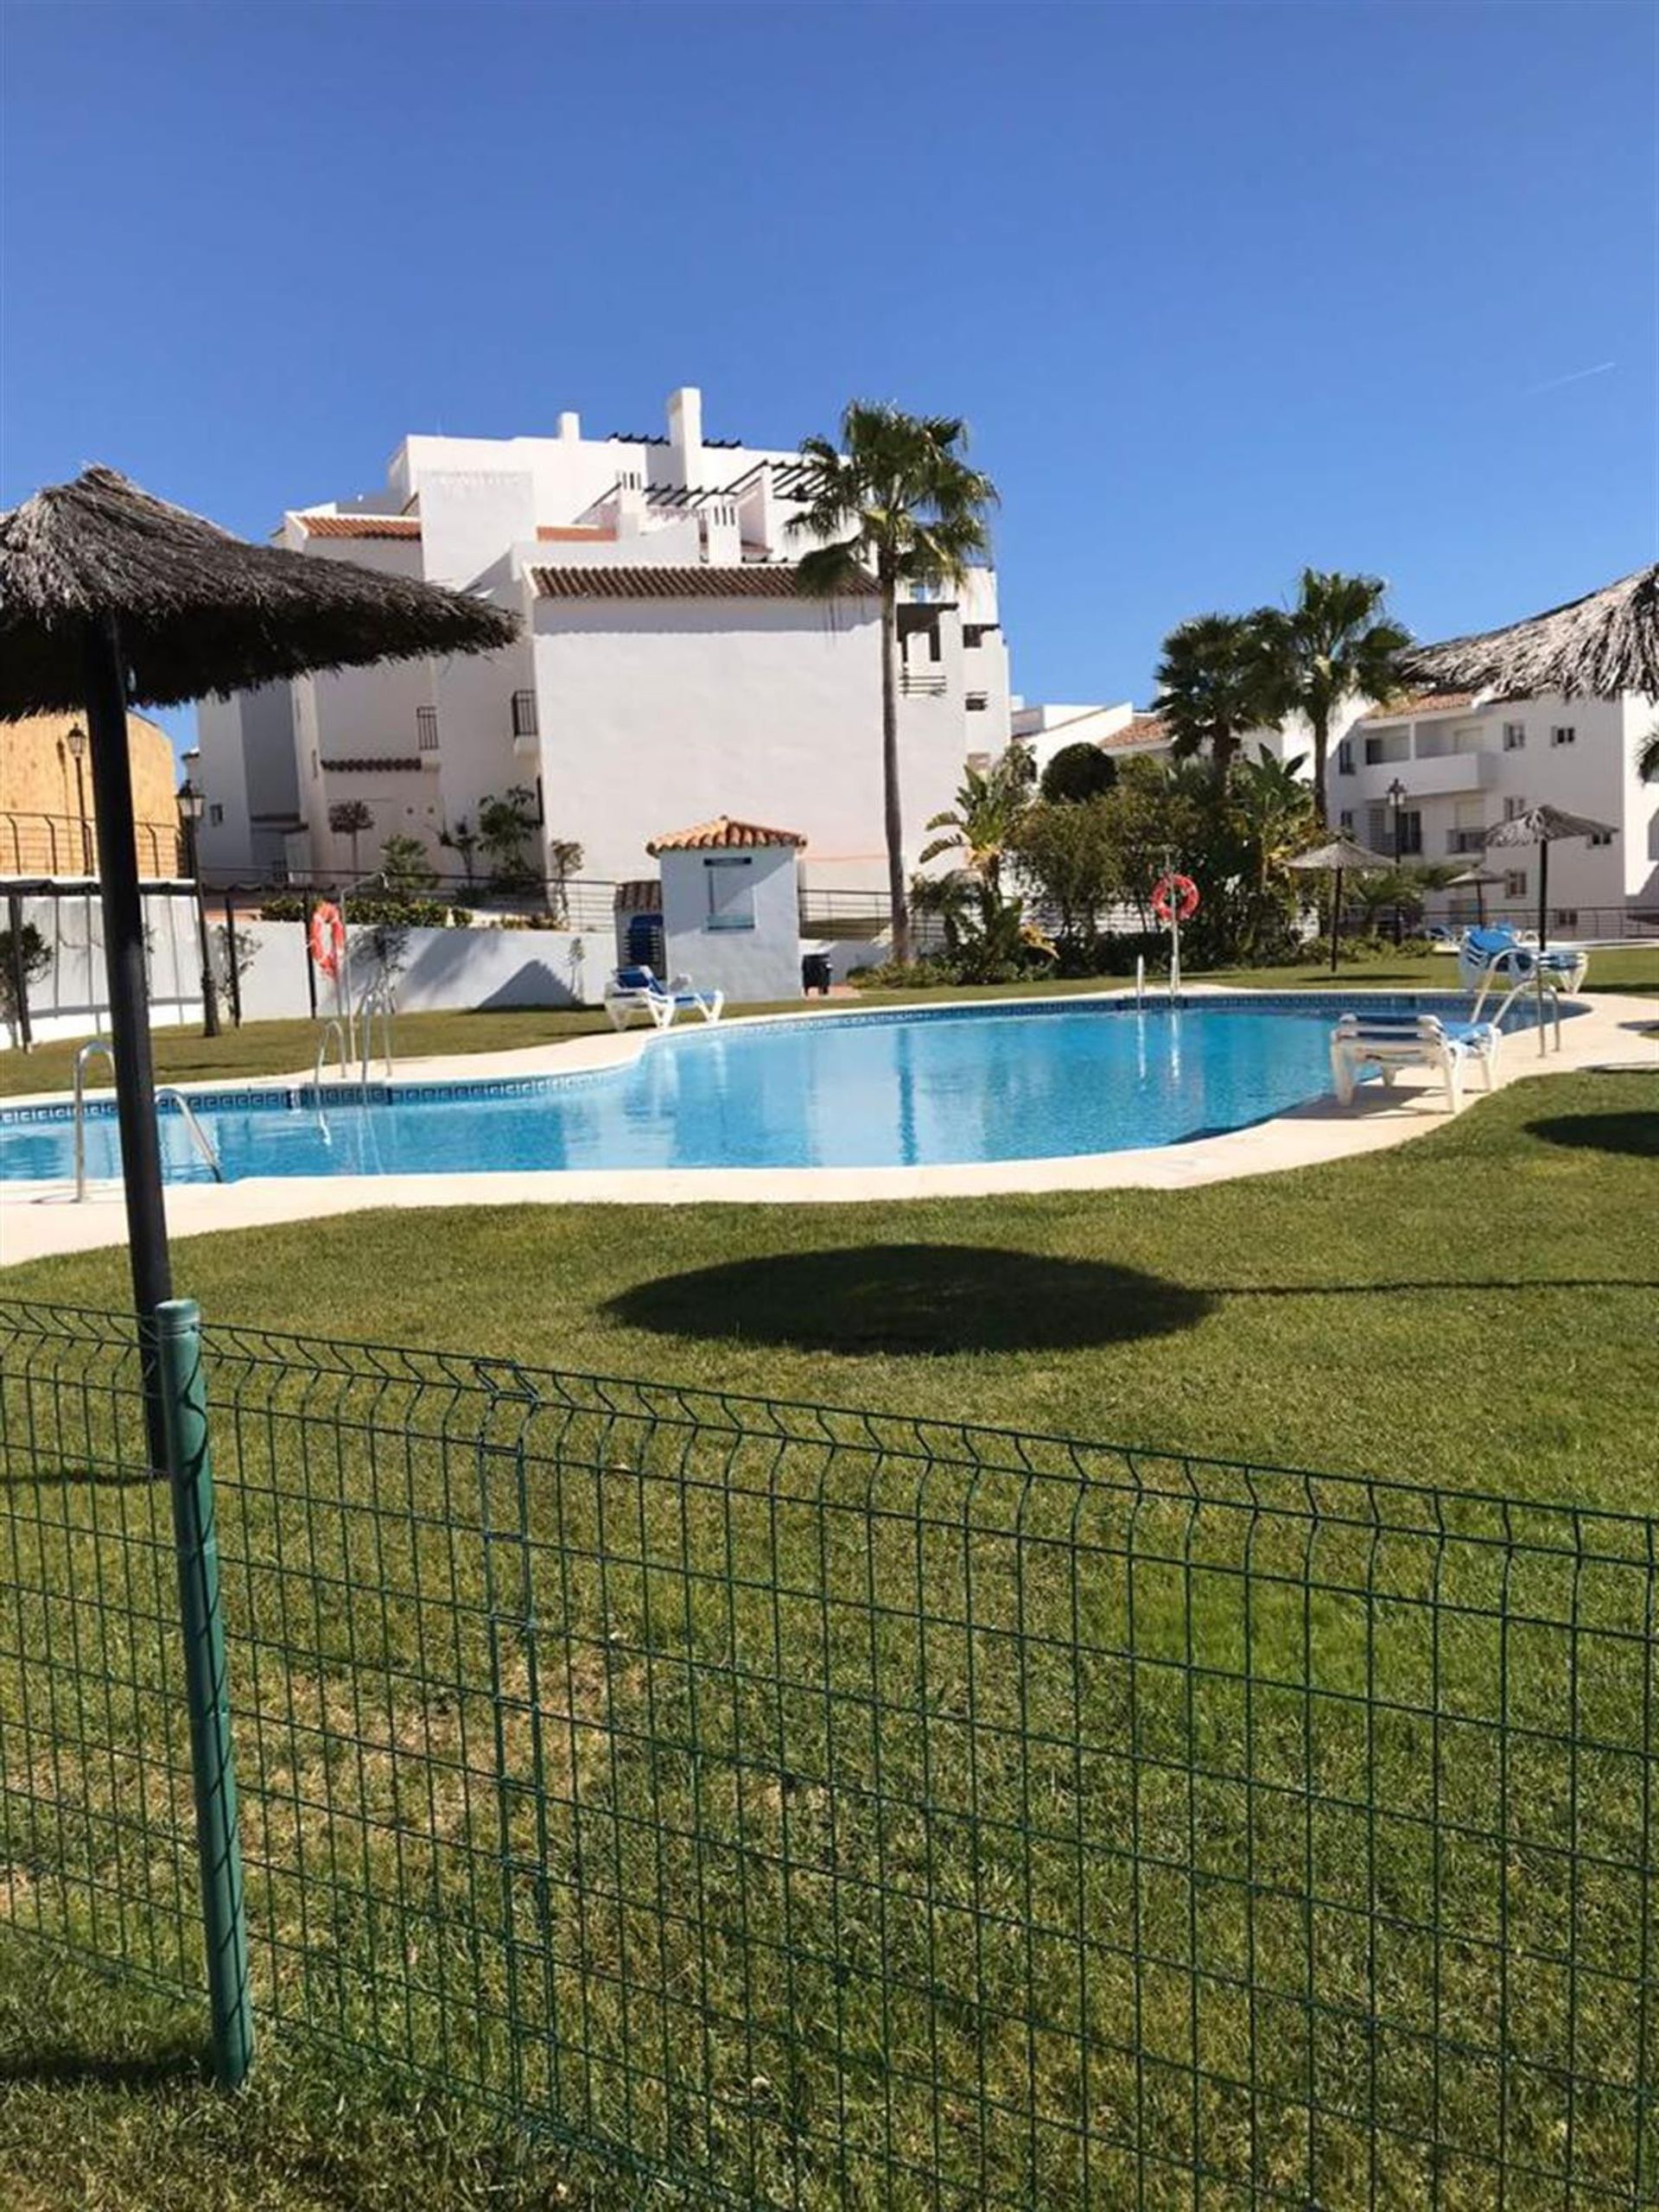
72, 1039, 223, 1199
307, 986, 392, 1141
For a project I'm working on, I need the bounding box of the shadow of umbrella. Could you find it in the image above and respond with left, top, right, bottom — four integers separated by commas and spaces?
607, 1244, 1217, 1357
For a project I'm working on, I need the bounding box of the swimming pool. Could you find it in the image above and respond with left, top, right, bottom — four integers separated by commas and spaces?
0, 994, 1573, 1185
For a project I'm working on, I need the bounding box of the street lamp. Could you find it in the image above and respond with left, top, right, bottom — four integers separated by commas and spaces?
1386, 777, 1408, 946
65, 721, 92, 874
176, 778, 220, 1039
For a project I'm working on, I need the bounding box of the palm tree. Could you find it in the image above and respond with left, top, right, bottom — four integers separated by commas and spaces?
1153, 613, 1275, 778
1255, 570, 1413, 825
918, 743, 1035, 904
1637, 723, 1659, 782
791, 404, 998, 963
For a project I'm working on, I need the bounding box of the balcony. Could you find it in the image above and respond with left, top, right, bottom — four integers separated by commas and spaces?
1358, 751, 1501, 798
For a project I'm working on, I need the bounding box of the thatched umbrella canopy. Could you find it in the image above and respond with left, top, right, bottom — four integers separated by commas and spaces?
1286, 835, 1393, 974
1483, 804, 1616, 956
1446, 863, 1503, 928
1398, 563, 1659, 700
0, 466, 520, 1367
0, 467, 516, 715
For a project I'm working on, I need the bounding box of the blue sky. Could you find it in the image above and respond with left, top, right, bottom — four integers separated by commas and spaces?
4, 1, 1654, 756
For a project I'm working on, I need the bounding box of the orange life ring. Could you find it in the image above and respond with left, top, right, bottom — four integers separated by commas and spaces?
308, 899, 346, 977
1151, 872, 1200, 925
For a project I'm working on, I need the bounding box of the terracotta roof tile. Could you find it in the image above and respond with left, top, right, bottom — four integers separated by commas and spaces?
536, 524, 617, 543
1358, 690, 1478, 723
1099, 713, 1171, 751
299, 514, 423, 540
531, 564, 876, 601
647, 815, 808, 855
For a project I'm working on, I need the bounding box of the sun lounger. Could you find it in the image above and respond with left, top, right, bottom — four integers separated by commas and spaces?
604, 964, 725, 1032
1331, 1010, 1499, 1115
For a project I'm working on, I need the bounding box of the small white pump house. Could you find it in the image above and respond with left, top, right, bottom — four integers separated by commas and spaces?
645, 815, 806, 1005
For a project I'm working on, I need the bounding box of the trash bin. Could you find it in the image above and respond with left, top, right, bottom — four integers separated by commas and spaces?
801, 952, 833, 996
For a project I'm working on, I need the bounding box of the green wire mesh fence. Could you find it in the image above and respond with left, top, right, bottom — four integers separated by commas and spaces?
0, 1298, 1653, 2206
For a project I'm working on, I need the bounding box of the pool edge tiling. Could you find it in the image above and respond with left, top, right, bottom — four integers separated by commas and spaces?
3, 990, 1590, 1188
2, 988, 1649, 1266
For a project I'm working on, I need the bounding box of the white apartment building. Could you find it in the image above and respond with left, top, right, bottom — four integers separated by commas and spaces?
1011, 700, 1305, 776
195, 387, 1013, 897
1332, 689, 1658, 931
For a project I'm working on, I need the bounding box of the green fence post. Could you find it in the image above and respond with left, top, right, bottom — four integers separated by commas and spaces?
151, 1296, 253, 2088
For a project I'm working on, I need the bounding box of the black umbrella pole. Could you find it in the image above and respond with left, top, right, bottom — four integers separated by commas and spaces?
83, 616, 175, 1351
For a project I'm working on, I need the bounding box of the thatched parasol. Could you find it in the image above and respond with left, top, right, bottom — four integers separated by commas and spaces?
1398, 564, 1659, 699
0, 467, 515, 715
1483, 804, 1616, 955
0, 467, 518, 1332
1287, 835, 1393, 973
1445, 863, 1503, 928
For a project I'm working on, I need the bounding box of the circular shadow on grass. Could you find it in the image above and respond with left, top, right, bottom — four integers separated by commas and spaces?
1525, 1110, 1659, 1160
607, 1244, 1214, 1356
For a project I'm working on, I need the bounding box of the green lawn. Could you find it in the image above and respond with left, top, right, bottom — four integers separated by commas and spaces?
7, 941, 1654, 1098
3, 1069, 1656, 2209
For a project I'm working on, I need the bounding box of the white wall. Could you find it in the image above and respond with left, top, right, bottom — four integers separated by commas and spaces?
1331, 692, 1653, 924
5, 889, 207, 1045
4, 912, 600, 1051
531, 594, 940, 885
660, 844, 801, 1003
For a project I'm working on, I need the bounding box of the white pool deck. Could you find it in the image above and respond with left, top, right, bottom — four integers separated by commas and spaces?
2, 986, 1653, 1268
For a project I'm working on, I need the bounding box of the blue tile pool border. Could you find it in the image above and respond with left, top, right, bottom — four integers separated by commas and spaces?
0, 988, 1585, 1130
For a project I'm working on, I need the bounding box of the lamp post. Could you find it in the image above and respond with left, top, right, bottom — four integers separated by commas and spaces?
176, 778, 220, 1039
65, 720, 92, 873
1387, 777, 1408, 946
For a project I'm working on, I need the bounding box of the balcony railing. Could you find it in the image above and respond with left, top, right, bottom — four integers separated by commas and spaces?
899, 667, 948, 698
1446, 828, 1490, 855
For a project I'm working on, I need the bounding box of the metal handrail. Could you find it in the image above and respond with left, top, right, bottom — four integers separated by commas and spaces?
72, 1038, 116, 1200
357, 976, 395, 1086
310, 1019, 348, 1139
154, 1088, 225, 1182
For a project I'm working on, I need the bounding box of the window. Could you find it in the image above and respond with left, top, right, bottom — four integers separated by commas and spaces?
1337, 739, 1355, 775
1550, 726, 1576, 747
1552, 908, 1579, 929
1363, 736, 1388, 766
963, 625, 993, 649
1396, 810, 1422, 856
1338, 808, 1354, 832
208, 803, 224, 827
416, 707, 439, 753
1588, 830, 1614, 847
510, 689, 538, 739
965, 691, 989, 712
1503, 721, 1526, 751
1503, 795, 1527, 820
704, 855, 754, 931
1503, 870, 1528, 899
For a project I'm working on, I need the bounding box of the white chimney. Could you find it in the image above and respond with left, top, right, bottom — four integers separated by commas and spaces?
666, 385, 703, 488
557, 410, 582, 442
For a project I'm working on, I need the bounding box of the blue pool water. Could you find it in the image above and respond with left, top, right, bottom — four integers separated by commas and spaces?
0, 995, 1571, 1185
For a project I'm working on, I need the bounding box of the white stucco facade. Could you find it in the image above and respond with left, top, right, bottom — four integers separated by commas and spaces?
654, 830, 804, 1004
194, 387, 1014, 905
1330, 690, 1658, 930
